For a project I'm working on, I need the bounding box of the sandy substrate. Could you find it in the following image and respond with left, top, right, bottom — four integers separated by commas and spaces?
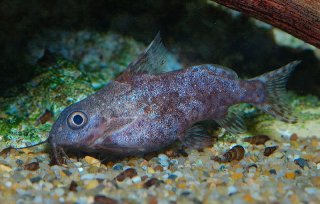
0, 131, 319, 204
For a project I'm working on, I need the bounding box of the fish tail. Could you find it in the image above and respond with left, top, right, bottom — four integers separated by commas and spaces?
252, 61, 301, 123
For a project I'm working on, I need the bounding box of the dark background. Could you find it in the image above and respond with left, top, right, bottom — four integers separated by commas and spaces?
1, 0, 319, 96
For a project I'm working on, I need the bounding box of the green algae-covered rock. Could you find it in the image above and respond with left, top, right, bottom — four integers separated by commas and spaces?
0, 59, 94, 150
216, 94, 320, 143
247, 94, 320, 140
29, 31, 146, 90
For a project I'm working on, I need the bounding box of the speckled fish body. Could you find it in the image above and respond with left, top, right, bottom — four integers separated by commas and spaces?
48, 34, 299, 158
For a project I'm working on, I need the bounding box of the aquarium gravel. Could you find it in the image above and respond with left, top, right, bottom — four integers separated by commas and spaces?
0, 132, 319, 204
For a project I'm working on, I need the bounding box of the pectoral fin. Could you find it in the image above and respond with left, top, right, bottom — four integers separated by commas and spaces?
181, 124, 215, 149
104, 117, 137, 135
90, 116, 137, 145
215, 109, 246, 134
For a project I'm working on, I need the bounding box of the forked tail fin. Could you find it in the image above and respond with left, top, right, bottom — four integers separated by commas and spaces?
252, 61, 301, 123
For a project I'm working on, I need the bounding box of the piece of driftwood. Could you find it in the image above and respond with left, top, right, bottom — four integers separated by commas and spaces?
212, 0, 320, 48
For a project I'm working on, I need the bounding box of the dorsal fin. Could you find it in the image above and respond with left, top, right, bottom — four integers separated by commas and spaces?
126, 32, 169, 75
192, 64, 238, 79
212, 64, 238, 79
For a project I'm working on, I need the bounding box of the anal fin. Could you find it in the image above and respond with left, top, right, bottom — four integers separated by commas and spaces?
182, 125, 215, 149
215, 109, 246, 134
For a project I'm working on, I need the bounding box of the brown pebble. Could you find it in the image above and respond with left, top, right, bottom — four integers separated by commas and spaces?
290, 133, 298, 141
24, 162, 39, 171
94, 195, 118, 204
69, 180, 78, 192
243, 135, 270, 145
115, 168, 137, 182
0, 147, 13, 157
165, 150, 175, 157
154, 165, 164, 172
263, 146, 278, 156
212, 145, 245, 163
148, 196, 158, 204
36, 109, 53, 125
143, 178, 160, 188
141, 175, 149, 181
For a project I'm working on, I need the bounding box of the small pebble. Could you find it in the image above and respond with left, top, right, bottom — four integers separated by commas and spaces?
115, 168, 137, 182
131, 176, 142, 183
15, 159, 24, 166
159, 159, 170, 167
30, 176, 42, 183
24, 162, 39, 171
84, 156, 101, 167
269, 169, 277, 175
181, 191, 191, 196
294, 170, 302, 176
168, 174, 178, 180
263, 146, 278, 156
285, 172, 296, 179
54, 188, 65, 197
213, 145, 245, 163
85, 180, 99, 190
112, 163, 124, 171
294, 158, 310, 169
143, 178, 160, 188
0, 164, 12, 172
69, 180, 78, 192
232, 173, 243, 180
170, 159, 179, 165
154, 165, 164, 172
305, 187, 318, 195
94, 195, 119, 204
228, 186, 238, 196
158, 154, 169, 161
148, 196, 158, 204
62, 169, 72, 176
311, 176, 320, 187
147, 167, 155, 174
81, 173, 96, 180
290, 133, 298, 141
173, 171, 183, 177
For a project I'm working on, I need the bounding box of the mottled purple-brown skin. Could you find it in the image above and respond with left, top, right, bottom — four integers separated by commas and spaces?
48, 35, 298, 159
49, 64, 264, 155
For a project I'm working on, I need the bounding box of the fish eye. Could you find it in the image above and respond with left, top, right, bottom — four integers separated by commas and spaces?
67, 111, 88, 130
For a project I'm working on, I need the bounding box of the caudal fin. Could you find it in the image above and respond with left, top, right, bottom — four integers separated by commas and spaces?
253, 61, 300, 123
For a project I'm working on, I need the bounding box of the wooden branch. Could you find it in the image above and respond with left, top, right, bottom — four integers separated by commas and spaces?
212, 0, 320, 48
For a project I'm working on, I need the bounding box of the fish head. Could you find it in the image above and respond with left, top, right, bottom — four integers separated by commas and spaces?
48, 97, 106, 157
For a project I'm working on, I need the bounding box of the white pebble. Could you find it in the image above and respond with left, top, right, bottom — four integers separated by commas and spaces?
305, 187, 318, 194
5, 181, 12, 188
159, 160, 170, 167
54, 188, 65, 196
228, 186, 238, 195
95, 173, 107, 180
170, 159, 179, 165
131, 176, 141, 183
173, 171, 183, 178
33, 195, 43, 203
158, 154, 169, 161
80, 173, 95, 180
